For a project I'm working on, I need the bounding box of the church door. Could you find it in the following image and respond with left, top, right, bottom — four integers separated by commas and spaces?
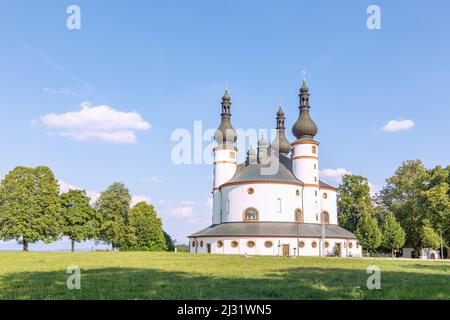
282, 244, 290, 256
207, 244, 211, 254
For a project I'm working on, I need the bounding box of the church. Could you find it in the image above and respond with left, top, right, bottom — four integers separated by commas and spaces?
189, 79, 361, 257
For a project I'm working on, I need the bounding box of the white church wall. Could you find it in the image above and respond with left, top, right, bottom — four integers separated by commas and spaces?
189, 237, 362, 257
319, 189, 338, 225
213, 147, 237, 189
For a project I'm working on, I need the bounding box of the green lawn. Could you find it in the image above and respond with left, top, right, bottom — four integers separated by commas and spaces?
0, 252, 449, 299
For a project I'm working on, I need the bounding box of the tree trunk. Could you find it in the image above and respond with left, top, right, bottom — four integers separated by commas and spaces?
392, 249, 395, 258
71, 239, 75, 252
23, 239, 28, 252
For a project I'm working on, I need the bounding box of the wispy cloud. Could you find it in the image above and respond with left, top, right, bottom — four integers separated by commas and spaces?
37, 102, 150, 143
43, 87, 78, 96
320, 168, 352, 183
131, 195, 152, 207
142, 176, 163, 183
169, 206, 194, 218
381, 119, 415, 132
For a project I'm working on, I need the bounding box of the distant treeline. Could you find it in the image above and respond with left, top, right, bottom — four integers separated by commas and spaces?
0, 166, 175, 252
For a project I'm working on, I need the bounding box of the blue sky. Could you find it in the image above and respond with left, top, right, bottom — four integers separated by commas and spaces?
1, 0, 450, 250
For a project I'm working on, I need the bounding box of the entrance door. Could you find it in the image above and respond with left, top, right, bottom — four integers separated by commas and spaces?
282, 244, 290, 256
207, 243, 211, 254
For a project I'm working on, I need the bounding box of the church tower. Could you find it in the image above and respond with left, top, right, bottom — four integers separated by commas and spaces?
271, 105, 291, 156
213, 89, 238, 190
291, 79, 320, 222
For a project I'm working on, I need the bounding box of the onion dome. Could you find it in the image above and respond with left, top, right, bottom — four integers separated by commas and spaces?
214, 89, 237, 146
247, 145, 256, 156
272, 105, 291, 155
292, 80, 318, 140
258, 133, 268, 147
246, 145, 257, 164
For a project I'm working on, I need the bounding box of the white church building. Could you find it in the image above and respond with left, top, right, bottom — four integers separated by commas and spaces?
189, 79, 362, 257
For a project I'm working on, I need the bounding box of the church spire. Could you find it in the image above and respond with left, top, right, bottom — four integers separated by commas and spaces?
214, 88, 237, 146
271, 105, 291, 155
292, 77, 318, 141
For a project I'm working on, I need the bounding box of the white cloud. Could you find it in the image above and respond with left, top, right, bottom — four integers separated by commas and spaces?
170, 206, 193, 218
368, 182, 381, 197
320, 168, 352, 183
43, 87, 77, 96
181, 200, 197, 205
381, 119, 415, 132
58, 180, 99, 204
131, 195, 152, 207
143, 176, 163, 183
38, 102, 150, 143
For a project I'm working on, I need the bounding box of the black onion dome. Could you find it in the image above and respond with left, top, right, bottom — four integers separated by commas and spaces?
214, 90, 237, 145
292, 80, 318, 140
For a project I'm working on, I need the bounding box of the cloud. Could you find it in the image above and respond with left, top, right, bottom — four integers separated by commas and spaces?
320, 168, 352, 182
143, 176, 163, 183
58, 180, 100, 204
368, 182, 381, 197
131, 195, 152, 207
169, 206, 193, 218
381, 119, 415, 132
43, 87, 77, 96
38, 102, 150, 143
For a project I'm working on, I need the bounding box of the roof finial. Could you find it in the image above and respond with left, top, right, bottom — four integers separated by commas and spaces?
225, 80, 228, 91
302, 69, 306, 81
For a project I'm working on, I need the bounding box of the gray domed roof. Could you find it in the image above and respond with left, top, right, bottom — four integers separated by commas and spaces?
292, 80, 318, 140
214, 89, 237, 145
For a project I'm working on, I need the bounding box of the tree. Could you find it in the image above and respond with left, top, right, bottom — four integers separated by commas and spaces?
60, 189, 100, 252
164, 231, 175, 252
381, 214, 406, 257
0, 166, 62, 251
95, 182, 132, 250
128, 202, 167, 251
337, 174, 374, 233
355, 214, 381, 254
421, 224, 441, 249
377, 160, 430, 255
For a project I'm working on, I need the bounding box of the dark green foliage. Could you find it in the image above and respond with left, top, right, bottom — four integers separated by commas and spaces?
355, 214, 381, 252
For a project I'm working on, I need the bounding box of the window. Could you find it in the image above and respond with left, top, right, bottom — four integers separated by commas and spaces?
247, 240, 256, 248
314, 164, 317, 169
295, 209, 303, 222
312, 241, 317, 248
315, 190, 318, 196
312, 146, 317, 154
231, 240, 239, 248
320, 211, 330, 224
298, 241, 305, 248
200, 241, 204, 247
264, 241, 273, 248
217, 240, 223, 248
227, 199, 230, 214
192, 241, 196, 247
277, 198, 282, 212
247, 187, 254, 195
296, 189, 300, 196
243, 207, 259, 221
230, 151, 235, 159
325, 241, 330, 248
314, 176, 317, 182
348, 242, 353, 249
323, 193, 328, 199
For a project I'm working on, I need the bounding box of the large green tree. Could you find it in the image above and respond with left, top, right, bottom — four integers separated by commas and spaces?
381, 213, 406, 257
95, 182, 132, 250
378, 160, 428, 253
355, 213, 382, 254
337, 174, 374, 233
60, 189, 100, 252
0, 166, 62, 251
127, 202, 167, 251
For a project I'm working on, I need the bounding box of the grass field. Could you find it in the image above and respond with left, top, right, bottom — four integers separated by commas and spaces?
0, 252, 449, 299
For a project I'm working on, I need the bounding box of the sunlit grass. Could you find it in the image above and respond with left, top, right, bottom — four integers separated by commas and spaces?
0, 252, 448, 299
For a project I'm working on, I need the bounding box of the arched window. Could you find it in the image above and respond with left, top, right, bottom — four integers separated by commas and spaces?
231, 240, 239, 248
264, 241, 273, 248
298, 241, 305, 248
295, 209, 303, 222
247, 240, 256, 248
320, 211, 330, 224
243, 207, 259, 221
312, 146, 317, 154
311, 241, 317, 248
192, 241, 196, 247
325, 241, 330, 248
200, 240, 204, 247
217, 240, 223, 248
